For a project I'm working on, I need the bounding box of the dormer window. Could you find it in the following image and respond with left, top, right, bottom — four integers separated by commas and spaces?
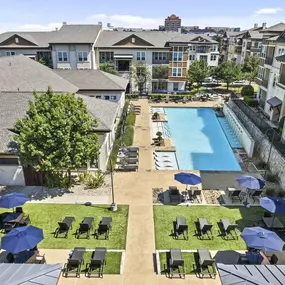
15, 37, 19, 43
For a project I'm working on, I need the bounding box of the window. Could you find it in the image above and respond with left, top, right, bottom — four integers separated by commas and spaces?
57, 51, 68, 62
99, 52, 114, 63
279, 48, 285, 55
172, 67, 182, 76
189, 45, 196, 51
200, 55, 208, 62
210, 45, 217, 51
257, 67, 263, 79
111, 95, 117, 101
5, 51, 16, 56
257, 52, 261, 57
96, 95, 102, 99
104, 96, 110, 100
0, 157, 19, 165
173, 52, 183, 61
173, 83, 179, 91
77, 51, 88, 62
210, 55, 217, 61
258, 42, 262, 49
137, 51, 146, 61
189, 54, 195, 61
153, 52, 167, 61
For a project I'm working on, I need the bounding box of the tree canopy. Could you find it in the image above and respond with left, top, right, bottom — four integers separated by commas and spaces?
152, 65, 168, 89
131, 62, 151, 94
218, 61, 242, 89
242, 55, 259, 85
187, 59, 209, 90
99, 62, 119, 75
14, 88, 100, 181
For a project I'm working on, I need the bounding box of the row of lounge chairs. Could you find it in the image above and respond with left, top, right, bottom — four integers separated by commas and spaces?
115, 147, 139, 172
129, 104, 141, 115
55, 216, 112, 240
63, 247, 107, 278
173, 217, 238, 240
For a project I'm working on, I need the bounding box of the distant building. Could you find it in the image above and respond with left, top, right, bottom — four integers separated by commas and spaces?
159, 25, 165, 31
164, 14, 181, 32
182, 26, 199, 32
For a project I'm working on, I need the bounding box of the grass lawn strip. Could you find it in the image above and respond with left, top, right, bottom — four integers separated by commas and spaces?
154, 205, 285, 250
0, 204, 128, 249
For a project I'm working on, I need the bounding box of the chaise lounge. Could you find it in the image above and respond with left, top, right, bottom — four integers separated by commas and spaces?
198, 249, 216, 278
197, 218, 214, 240
173, 217, 189, 240
86, 247, 107, 278
220, 218, 238, 240
76, 217, 94, 239
64, 247, 85, 278
169, 249, 185, 278
95, 217, 112, 240
54, 216, 75, 238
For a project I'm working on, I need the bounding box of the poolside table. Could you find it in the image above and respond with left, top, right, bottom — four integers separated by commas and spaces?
262, 217, 284, 229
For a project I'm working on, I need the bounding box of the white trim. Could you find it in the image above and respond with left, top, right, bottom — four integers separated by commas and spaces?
77, 51, 89, 62
57, 51, 68, 62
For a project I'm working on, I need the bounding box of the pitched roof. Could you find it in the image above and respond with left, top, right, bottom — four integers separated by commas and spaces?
0, 92, 120, 152
0, 263, 62, 285
49, 24, 102, 44
259, 22, 285, 33
247, 30, 263, 39
54, 69, 128, 91
0, 55, 78, 93
0, 31, 56, 47
95, 30, 217, 48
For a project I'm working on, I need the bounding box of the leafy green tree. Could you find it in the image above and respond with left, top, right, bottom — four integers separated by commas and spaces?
219, 61, 242, 90
131, 62, 151, 94
187, 59, 209, 91
99, 62, 119, 75
242, 55, 259, 85
210, 65, 224, 84
14, 88, 100, 184
152, 66, 168, 89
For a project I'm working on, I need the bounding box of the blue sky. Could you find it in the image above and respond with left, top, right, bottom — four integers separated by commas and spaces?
0, 0, 284, 32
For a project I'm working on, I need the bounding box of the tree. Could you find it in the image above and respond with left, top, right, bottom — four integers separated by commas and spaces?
99, 62, 119, 76
131, 62, 151, 94
242, 55, 259, 85
210, 65, 224, 84
187, 59, 209, 91
219, 61, 242, 90
152, 66, 168, 90
14, 88, 100, 185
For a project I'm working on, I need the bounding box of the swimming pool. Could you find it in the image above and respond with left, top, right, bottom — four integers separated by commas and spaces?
164, 108, 241, 171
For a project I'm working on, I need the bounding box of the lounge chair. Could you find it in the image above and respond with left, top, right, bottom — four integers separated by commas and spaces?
197, 218, 213, 240
249, 190, 263, 202
169, 249, 185, 278
230, 190, 243, 203
95, 217, 112, 240
169, 187, 181, 204
76, 217, 94, 239
174, 217, 189, 240
220, 218, 238, 240
198, 249, 216, 278
155, 162, 173, 167
54, 216, 75, 238
86, 247, 107, 277
19, 215, 31, 227
156, 165, 175, 170
64, 247, 85, 278
188, 187, 201, 203
116, 164, 138, 172
153, 152, 170, 158
127, 146, 139, 152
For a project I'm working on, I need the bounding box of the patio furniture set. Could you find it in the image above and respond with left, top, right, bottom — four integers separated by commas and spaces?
227, 187, 263, 203
63, 247, 107, 278
55, 216, 112, 240
169, 186, 202, 204
116, 147, 139, 172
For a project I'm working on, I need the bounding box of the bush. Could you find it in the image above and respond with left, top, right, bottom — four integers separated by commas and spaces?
79, 170, 105, 189
241, 85, 254, 97
126, 111, 136, 126
244, 96, 259, 107
45, 171, 71, 188
266, 172, 279, 183
265, 187, 276, 197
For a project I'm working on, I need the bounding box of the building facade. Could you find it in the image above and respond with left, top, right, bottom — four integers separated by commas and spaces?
164, 14, 182, 32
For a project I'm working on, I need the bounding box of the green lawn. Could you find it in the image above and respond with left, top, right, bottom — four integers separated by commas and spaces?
154, 205, 285, 250
0, 204, 129, 249
66, 251, 121, 275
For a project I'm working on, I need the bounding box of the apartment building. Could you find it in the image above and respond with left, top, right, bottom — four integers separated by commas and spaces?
94, 31, 218, 92
221, 31, 244, 62
256, 29, 285, 122
164, 14, 182, 32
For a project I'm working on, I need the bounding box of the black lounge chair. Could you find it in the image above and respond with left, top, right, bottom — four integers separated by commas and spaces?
188, 187, 201, 203
198, 249, 216, 278
249, 190, 263, 202
54, 216, 75, 238
197, 218, 213, 240
168, 249, 185, 278
220, 218, 238, 240
230, 190, 243, 203
64, 247, 85, 278
86, 247, 107, 277
169, 186, 181, 204
76, 217, 94, 239
116, 164, 138, 172
95, 217, 112, 239
127, 146, 139, 152
19, 215, 31, 227
174, 217, 189, 240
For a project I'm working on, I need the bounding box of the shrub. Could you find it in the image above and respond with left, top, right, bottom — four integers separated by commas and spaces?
244, 96, 259, 107
265, 187, 276, 197
266, 172, 279, 183
45, 171, 71, 189
126, 111, 136, 125
79, 170, 105, 189
152, 112, 160, 120
241, 85, 254, 97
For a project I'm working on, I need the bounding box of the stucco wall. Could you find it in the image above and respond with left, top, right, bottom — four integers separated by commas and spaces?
0, 165, 25, 186
229, 100, 285, 187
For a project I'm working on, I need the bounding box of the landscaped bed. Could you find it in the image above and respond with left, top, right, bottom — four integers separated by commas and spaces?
0, 204, 129, 249
154, 205, 285, 250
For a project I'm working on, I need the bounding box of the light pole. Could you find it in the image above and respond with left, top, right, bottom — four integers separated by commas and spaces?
264, 128, 276, 180
109, 157, 117, 212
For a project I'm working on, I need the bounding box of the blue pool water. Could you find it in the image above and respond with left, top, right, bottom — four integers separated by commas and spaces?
164, 108, 241, 171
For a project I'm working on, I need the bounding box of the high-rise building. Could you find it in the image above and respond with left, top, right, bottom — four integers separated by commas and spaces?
164, 14, 181, 32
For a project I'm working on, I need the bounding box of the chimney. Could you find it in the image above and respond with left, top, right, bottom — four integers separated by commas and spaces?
262, 23, 267, 29
62, 21, 67, 25
254, 23, 258, 28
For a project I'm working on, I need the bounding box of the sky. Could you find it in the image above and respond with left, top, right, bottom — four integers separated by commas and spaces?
0, 0, 284, 33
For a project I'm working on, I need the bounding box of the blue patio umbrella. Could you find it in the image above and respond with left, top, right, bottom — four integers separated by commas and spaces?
260, 196, 285, 215
236, 175, 265, 190
174, 172, 202, 186
1, 226, 44, 254
0, 193, 29, 209
241, 227, 284, 252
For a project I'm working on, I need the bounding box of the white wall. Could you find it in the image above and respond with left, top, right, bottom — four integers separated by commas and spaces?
224, 104, 255, 157
0, 165, 25, 186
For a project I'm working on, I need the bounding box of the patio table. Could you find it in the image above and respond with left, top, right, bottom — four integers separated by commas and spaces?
263, 217, 284, 229
3, 213, 24, 223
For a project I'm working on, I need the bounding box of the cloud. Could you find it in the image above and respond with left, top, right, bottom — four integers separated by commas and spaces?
254, 7, 283, 15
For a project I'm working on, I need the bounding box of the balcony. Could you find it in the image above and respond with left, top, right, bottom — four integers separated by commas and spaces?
265, 57, 274, 66
246, 43, 252, 50
261, 79, 269, 88
152, 59, 169, 64
256, 77, 263, 85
